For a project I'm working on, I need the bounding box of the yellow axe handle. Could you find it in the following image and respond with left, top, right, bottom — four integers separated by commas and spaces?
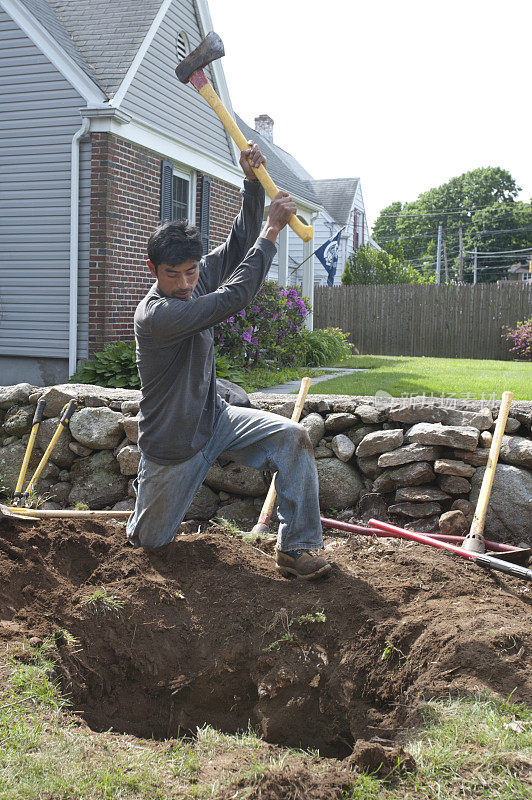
252, 377, 312, 534
469, 390, 513, 537
196, 81, 313, 243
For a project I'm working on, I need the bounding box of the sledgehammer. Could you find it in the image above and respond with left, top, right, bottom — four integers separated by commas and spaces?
175, 32, 313, 243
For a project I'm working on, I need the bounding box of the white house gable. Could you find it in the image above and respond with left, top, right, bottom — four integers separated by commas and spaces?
119, 0, 236, 167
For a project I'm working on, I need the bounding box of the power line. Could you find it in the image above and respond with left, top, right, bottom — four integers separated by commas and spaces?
377, 225, 532, 243
376, 202, 529, 219
465, 245, 532, 255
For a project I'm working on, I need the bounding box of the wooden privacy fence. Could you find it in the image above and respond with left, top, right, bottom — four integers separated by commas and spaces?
313, 283, 532, 360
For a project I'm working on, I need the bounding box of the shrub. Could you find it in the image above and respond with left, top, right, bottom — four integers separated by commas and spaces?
213, 347, 246, 386
214, 281, 310, 367
502, 317, 532, 361
70, 341, 140, 388
342, 244, 435, 285
300, 327, 353, 366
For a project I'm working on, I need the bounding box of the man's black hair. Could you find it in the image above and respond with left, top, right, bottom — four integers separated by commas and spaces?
147, 220, 203, 269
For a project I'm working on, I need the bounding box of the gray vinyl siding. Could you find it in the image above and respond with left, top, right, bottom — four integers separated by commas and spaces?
0, 10, 90, 362
120, 0, 235, 165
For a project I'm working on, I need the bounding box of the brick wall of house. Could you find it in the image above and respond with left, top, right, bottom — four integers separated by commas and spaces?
89, 133, 241, 355
89, 133, 160, 354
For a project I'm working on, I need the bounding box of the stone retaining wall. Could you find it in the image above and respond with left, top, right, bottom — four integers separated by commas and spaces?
1, 383, 531, 542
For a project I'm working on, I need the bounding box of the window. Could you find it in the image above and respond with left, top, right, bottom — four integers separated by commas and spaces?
161, 161, 191, 222
172, 174, 189, 220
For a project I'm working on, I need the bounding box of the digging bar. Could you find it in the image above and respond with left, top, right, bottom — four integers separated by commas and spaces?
0, 502, 40, 523
320, 516, 523, 554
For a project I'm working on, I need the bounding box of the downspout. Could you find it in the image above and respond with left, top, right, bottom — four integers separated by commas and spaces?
68, 116, 91, 377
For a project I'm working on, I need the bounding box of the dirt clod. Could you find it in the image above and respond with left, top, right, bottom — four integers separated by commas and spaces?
347, 739, 416, 777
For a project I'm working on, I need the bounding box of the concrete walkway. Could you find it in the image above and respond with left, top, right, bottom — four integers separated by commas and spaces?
260, 367, 367, 394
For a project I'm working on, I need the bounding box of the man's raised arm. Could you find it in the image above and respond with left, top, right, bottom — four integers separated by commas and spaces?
200, 142, 270, 290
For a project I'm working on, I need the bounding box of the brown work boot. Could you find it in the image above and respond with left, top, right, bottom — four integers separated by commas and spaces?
275, 548, 332, 580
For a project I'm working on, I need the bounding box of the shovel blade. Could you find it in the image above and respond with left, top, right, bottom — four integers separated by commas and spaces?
0, 503, 40, 522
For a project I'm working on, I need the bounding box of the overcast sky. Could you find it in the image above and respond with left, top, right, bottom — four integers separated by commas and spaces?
207, 0, 531, 230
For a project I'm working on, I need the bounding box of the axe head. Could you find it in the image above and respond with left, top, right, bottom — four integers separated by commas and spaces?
175, 31, 225, 83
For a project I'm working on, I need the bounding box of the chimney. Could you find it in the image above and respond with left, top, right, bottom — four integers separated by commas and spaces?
254, 114, 274, 143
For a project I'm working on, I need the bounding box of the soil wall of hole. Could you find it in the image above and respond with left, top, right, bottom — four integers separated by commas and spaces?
1, 518, 531, 757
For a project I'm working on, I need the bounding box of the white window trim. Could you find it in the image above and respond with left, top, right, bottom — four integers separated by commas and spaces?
169, 163, 195, 223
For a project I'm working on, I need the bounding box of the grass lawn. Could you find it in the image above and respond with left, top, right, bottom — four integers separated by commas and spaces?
305, 355, 531, 401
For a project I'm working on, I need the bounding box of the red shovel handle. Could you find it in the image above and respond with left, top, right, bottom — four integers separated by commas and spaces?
368, 519, 532, 583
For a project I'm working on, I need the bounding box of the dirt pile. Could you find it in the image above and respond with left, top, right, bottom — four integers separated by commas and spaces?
0, 517, 531, 757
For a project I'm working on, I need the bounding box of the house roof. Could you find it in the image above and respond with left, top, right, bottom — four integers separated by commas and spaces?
310, 178, 360, 225
235, 118, 363, 222
236, 115, 320, 208
18, 0, 164, 97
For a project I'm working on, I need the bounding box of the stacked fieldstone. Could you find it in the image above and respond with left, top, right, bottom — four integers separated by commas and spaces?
0, 383, 531, 542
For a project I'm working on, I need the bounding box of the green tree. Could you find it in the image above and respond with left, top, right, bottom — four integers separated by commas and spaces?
466, 201, 532, 253
341, 244, 434, 285
371, 200, 402, 243
371, 168, 528, 276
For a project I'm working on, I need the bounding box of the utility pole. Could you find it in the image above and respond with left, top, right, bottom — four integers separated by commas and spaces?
436, 224, 442, 284
458, 227, 464, 283
443, 239, 449, 283
473, 246, 478, 285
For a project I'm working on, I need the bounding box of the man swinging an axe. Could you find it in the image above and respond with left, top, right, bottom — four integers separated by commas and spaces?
126, 33, 331, 580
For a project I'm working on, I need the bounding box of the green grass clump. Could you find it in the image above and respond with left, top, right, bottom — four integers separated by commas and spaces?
79, 587, 124, 616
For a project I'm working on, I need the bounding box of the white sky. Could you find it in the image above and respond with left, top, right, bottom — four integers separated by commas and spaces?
207, 0, 531, 230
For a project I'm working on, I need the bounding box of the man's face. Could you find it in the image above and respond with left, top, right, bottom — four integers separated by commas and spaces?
148, 259, 199, 301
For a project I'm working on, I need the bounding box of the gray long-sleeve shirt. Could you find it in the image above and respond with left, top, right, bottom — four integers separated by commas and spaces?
134, 180, 276, 465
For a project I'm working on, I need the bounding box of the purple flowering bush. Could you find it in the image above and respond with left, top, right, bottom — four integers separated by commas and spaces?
214, 281, 310, 367
502, 317, 532, 361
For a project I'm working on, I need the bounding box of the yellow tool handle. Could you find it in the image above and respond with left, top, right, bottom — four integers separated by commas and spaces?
197, 82, 313, 243
255, 377, 313, 527
24, 399, 79, 497
469, 390, 513, 536
14, 425, 39, 496
13, 398, 46, 499
8, 507, 131, 519
25, 425, 64, 496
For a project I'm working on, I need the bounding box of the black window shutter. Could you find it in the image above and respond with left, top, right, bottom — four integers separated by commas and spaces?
161, 161, 173, 222
200, 176, 211, 254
